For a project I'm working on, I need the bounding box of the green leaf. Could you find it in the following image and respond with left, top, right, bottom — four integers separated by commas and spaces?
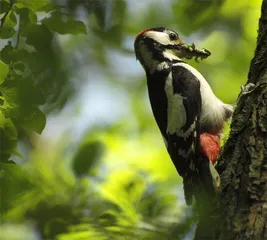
15, 7, 37, 30
12, 150, 23, 158
0, 9, 17, 39
0, 0, 11, 14
72, 141, 104, 177
0, 115, 17, 141
65, 20, 87, 34
0, 43, 30, 64
0, 43, 14, 63
172, 0, 222, 35
0, 162, 31, 213
0, 110, 6, 128
37, 3, 58, 13
5, 118, 18, 140
22, 107, 46, 134
0, 111, 17, 160
0, 60, 9, 84
0, 95, 14, 119
16, 0, 48, 11
13, 61, 25, 74
0, 75, 20, 110
21, 24, 52, 51
43, 11, 87, 35
1, 68, 45, 110
3, 10, 17, 28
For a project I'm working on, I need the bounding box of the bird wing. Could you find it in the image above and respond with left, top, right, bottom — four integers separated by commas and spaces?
166, 64, 202, 205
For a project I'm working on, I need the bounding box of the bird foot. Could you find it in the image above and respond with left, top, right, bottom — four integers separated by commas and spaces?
238, 82, 267, 102
240, 83, 256, 96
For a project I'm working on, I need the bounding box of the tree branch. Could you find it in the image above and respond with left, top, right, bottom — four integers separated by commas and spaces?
195, 0, 267, 239
0, 11, 8, 27
15, 15, 21, 49
248, 0, 267, 84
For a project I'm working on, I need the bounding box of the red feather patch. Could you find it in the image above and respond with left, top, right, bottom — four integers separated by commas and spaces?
200, 133, 220, 164
136, 29, 150, 39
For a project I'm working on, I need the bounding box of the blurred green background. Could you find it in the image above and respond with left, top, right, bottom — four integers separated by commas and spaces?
0, 0, 261, 239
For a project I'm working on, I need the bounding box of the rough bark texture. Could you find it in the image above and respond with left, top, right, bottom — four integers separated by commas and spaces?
195, 0, 267, 239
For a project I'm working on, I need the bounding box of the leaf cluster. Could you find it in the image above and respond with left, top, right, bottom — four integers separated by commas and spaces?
0, 0, 87, 162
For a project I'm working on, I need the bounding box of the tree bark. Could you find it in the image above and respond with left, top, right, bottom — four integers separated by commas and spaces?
195, 0, 267, 239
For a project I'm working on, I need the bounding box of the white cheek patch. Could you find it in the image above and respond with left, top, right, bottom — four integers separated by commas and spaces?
145, 31, 175, 46
163, 49, 181, 61
139, 44, 160, 73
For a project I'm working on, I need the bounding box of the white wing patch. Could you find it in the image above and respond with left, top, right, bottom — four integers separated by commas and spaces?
176, 120, 196, 139
139, 44, 158, 72
164, 73, 186, 135
173, 62, 228, 129
178, 148, 192, 158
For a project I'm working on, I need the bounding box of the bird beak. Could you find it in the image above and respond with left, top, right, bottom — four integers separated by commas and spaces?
177, 37, 184, 45
171, 39, 185, 58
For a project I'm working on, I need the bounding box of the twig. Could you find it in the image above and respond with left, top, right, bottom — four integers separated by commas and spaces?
0, 11, 8, 28
0, 0, 14, 28
15, 15, 21, 48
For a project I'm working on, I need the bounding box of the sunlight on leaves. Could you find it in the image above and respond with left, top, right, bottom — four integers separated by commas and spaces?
43, 11, 87, 35
22, 107, 46, 134
0, 0, 263, 239
0, 0, 10, 14
16, 0, 49, 11
0, 60, 9, 84
0, 9, 16, 39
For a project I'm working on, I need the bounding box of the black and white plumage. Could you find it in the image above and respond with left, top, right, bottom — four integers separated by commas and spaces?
134, 27, 233, 205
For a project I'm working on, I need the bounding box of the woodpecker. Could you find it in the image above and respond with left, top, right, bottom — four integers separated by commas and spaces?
134, 27, 233, 205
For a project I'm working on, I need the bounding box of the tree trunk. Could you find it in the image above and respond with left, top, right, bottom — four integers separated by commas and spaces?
195, 0, 267, 239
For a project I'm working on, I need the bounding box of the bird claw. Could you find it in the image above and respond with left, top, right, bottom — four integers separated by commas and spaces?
240, 82, 267, 96
240, 83, 256, 95
237, 83, 255, 104
237, 82, 267, 104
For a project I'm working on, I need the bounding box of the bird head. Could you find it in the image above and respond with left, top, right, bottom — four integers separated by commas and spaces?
134, 27, 184, 71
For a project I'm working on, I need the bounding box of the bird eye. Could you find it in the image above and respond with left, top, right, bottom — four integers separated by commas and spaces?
169, 32, 178, 40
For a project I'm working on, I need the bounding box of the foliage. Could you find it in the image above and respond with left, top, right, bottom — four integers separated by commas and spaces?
0, 0, 87, 162
0, 0, 262, 239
